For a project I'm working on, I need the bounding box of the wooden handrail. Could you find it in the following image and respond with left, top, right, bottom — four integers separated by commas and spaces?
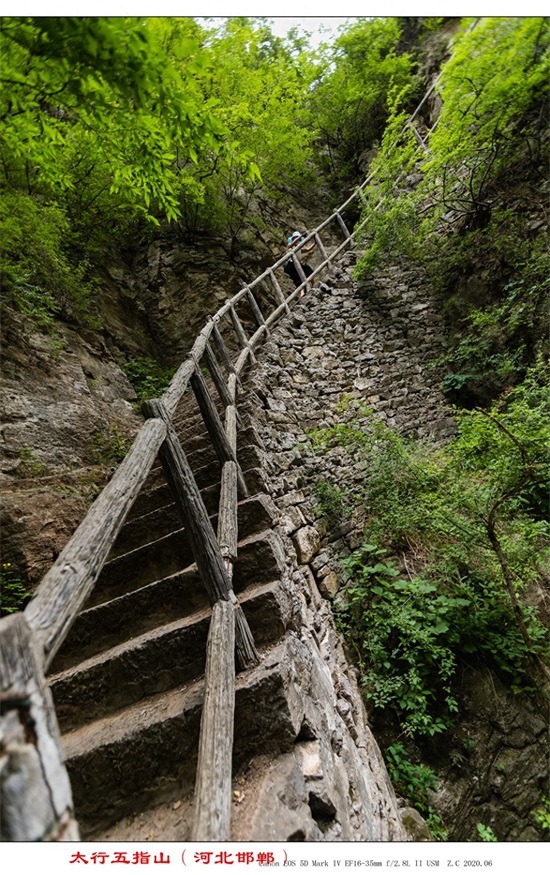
24, 418, 167, 670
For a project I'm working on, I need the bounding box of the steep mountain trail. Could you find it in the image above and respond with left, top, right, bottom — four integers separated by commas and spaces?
42, 244, 456, 842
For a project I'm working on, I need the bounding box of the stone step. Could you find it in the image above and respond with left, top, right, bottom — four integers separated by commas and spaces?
51, 579, 288, 734
63, 642, 297, 838
126, 478, 220, 524
109, 483, 271, 561
50, 498, 279, 671
82, 520, 282, 613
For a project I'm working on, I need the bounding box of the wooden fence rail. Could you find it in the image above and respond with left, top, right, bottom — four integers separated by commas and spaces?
1, 58, 454, 838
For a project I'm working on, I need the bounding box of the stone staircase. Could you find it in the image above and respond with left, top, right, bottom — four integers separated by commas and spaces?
46, 248, 449, 843
47, 393, 295, 839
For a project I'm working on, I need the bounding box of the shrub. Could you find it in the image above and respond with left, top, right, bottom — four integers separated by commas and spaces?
316, 368, 549, 736
0, 191, 97, 329
121, 356, 175, 402
91, 426, 131, 466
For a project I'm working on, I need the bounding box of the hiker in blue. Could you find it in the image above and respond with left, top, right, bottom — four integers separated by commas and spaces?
284, 230, 315, 298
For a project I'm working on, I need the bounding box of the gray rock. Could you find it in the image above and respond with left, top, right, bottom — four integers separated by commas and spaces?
293, 526, 321, 564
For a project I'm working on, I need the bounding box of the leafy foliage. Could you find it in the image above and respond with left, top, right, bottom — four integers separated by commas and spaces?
353, 18, 549, 403
91, 425, 131, 466
121, 356, 175, 402
173, 18, 318, 248
533, 796, 550, 832
0, 563, 32, 617
476, 823, 498, 842
385, 743, 448, 840
0, 190, 97, 329
314, 479, 351, 528
310, 18, 417, 181
0, 17, 238, 221
316, 372, 549, 736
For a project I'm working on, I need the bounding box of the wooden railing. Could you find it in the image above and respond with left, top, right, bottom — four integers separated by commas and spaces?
1, 52, 462, 838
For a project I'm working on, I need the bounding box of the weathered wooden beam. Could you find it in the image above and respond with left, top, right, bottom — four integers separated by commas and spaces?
265, 301, 288, 329
231, 591, 259, 669
0, 614, 79, 841
227, 373, 238, 404
162, 359, 195, 418
218, 461, 238, 560
228, 306, 256, 364
268, 269, 291, 315
314, 232, 329, 261
25, 418, 167, 669
191, 320, 215, 365
249, 324, 268, 351
235, 346, 252, 377
204, 342, 234, 411
217, 454, 258, 670
191, 599, 235, 842
224, 405, 237, 452
246, 288, 266, 329
291, 252, 308, 286
335, 211, 351, 239
142, 400, 230, 605
211, 323, 237, 378
190, 368, 248, 499
142, 400, 258, 669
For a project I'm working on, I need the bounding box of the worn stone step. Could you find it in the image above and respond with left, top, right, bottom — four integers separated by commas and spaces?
110, 483, 272, 561
84, 519, 283, 614
51, 581, 289, 734
51, 498, 280, 670
62, 642, 297, 838
88, 527, 194, 608
127, 478, 220, 523
142, 442, 264, 502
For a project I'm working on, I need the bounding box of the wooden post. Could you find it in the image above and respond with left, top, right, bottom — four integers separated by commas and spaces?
191, 599, 235, 841
142, 399, 230, 604
190, 368, 249, 498
314, 232, 329, 261
335, 211, 351, 239
211, 323, 237, 379
268, 269, 291, 315
229, 305, 256, 363
204, 342, 234, 412
0, 614, 79, 841
291, 252, 308, 286
246, 288, 267, 330
162, 359, 195, 418
229, 305, 250, 349
142, 400, 257, 669
218, 461, 238, 561
217, 459, 258, 670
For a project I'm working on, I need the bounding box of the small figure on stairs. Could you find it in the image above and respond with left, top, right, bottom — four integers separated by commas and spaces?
284, 230, 315, 297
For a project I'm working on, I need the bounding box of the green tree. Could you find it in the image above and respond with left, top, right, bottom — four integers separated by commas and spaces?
354, 17, 549, 400
309, 17, 417, 181
0, 16, 236, 220
172, 18, 318, 250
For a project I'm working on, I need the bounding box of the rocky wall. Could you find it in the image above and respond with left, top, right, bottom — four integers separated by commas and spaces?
239, 247, 547, 842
